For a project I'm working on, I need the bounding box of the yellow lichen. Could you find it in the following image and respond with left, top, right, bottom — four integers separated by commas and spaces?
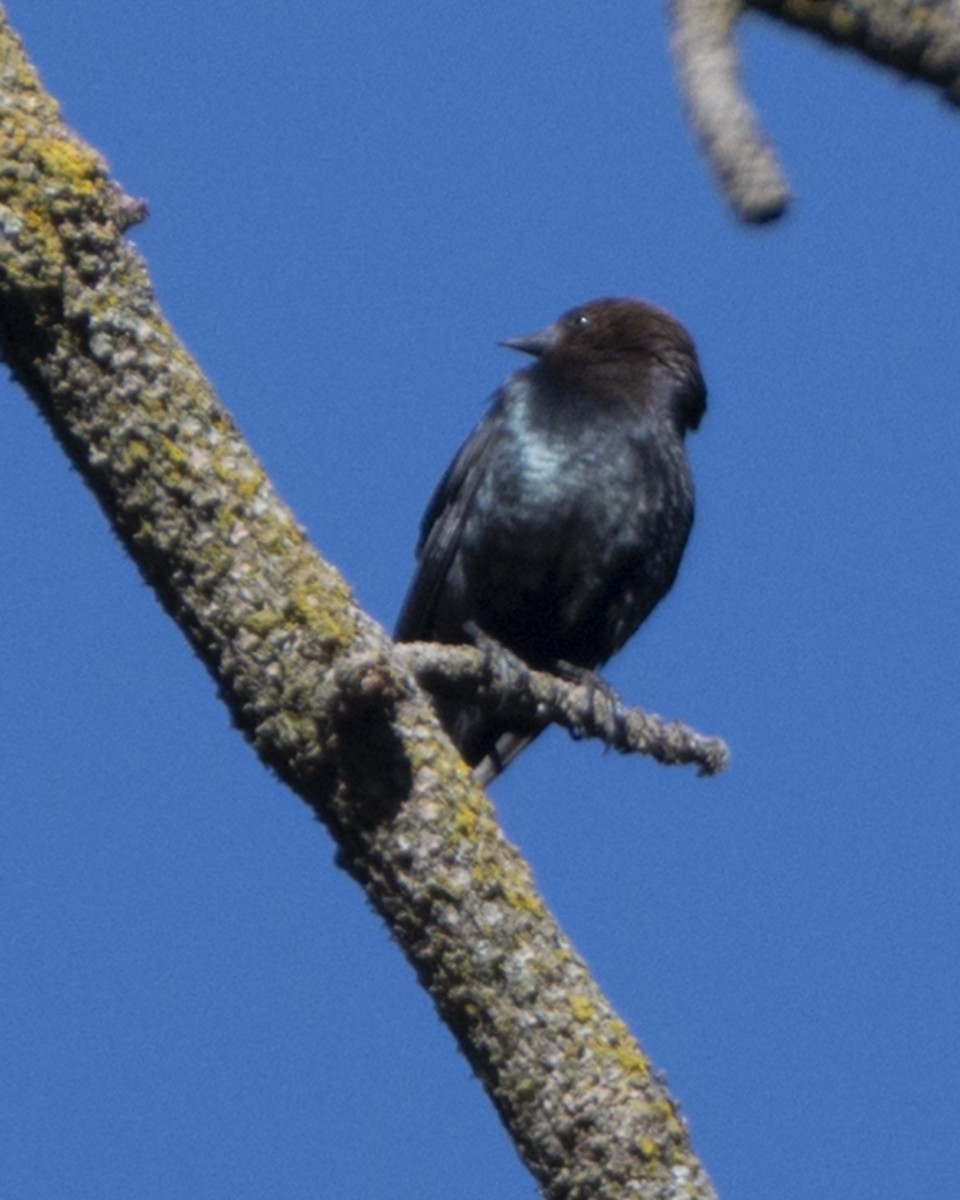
124, 439, 151, 467
159, 436, 188, 468
601, 1018, 652, 1078
35, 137, 101, 194
245, 609, 284, 636
502, 883, 546, 916
453, 802, 480, 841
569, 993, 595, 1022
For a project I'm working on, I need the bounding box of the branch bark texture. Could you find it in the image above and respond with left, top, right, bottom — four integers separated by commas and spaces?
0, 12, 719, 1199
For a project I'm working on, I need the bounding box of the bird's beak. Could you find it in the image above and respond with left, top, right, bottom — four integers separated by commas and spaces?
499, 321, 559, 358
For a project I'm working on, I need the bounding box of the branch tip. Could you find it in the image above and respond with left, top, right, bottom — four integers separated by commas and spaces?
669, 0, 791, 223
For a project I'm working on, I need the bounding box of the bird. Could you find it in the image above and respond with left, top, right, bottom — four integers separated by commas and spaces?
395, 296, 706, 783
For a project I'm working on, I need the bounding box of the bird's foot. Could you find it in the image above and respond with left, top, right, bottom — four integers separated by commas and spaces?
463, 622, 532, 709
553, 661, 627, 742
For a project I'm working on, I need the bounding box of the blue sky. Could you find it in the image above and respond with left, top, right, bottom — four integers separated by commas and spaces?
2, 4, 959, 1198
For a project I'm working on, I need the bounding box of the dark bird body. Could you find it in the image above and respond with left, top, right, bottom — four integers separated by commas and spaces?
396, 297, 706, 781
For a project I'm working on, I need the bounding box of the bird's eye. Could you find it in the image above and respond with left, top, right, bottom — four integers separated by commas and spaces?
575, 313, 592, 328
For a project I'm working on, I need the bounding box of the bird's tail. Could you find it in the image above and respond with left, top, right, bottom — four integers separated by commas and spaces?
438, 700, 543, 785
472, 730, 539, 785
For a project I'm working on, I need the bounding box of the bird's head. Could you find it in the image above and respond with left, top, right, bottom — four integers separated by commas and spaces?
502, 297, 706, 432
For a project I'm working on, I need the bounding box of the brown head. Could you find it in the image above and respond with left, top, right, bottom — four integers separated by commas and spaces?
501, 297, 706, 432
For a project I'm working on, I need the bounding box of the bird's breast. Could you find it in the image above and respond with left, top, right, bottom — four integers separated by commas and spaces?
489, 386, 662, 534
453, 383, 693, 667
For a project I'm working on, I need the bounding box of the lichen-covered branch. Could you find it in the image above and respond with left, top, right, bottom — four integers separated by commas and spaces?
0, 11, 719, 1199
669, 0, 960, 221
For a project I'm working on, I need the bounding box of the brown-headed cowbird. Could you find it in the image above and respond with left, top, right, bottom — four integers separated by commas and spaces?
396, 297, 706, 782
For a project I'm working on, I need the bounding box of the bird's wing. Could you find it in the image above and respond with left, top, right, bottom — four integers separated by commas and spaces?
394, 400, 506, 642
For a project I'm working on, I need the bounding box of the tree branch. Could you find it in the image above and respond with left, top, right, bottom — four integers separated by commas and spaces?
670, 0, 792, 223
394, 642, 729, 775
0, 12, 720, 1199
669, 0, 960, 221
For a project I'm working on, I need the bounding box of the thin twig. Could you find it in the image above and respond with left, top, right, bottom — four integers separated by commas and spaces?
393, 641, 730, 776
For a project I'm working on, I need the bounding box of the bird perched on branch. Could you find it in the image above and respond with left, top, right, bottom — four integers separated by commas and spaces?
395, 297, 706, 782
